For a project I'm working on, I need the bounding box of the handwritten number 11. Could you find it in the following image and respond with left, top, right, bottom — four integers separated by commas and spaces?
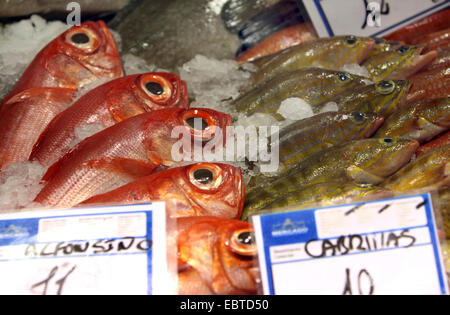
31, 265, 77, 295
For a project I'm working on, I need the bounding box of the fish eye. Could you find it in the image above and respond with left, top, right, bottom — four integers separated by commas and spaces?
139, 74, 173, 103
64, 28, 99, 53
182, 109, 219, 142
379, 137, 394, 145
71, 33, 90, 44
237, 231, 255, 245
398, 46, 410, 54
188, 164, 223, 190
193, 169, 213, 185
352, 112, 365, 122
186, 117, 209, 130
376, 80, 396, 95
229, 228, 257, 256
337, 72, 349, 82
345, 36, 357, 47
145, 82, 164, 95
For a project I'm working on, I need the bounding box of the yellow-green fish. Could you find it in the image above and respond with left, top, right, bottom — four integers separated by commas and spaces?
362, 45, 438, 82
251, 36, 375, 86
382, 144, 449, 192
233, 68, 368, 118
367, 38, 404, 58
242, 182, 393, 220
244, 138, 419, 218
247, 111, 384, 190
375, 97, 450, 143
314, 80, 410, 117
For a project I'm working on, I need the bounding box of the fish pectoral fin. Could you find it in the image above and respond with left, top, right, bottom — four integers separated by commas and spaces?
415, 117, 434, 129
346, 166, 384, 184
85, 158, 157, 179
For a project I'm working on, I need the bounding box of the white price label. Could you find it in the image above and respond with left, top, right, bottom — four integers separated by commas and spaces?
253, 194, 449, 295
0, 203, 170, 295
302, 0, 449, 37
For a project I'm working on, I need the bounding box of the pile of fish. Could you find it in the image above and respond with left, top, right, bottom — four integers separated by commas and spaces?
0, 8, 449, 295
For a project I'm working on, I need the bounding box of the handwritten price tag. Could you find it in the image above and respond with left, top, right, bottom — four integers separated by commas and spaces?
0, 203, 170, 295
302, 0, 449, 37
253, 194, 449, 295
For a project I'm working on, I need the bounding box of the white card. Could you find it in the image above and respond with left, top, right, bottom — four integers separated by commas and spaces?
0, 203, 171, 295
253, 194, 449, 295
302, 0, 449, 37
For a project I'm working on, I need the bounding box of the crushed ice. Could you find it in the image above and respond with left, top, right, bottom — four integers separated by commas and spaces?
179, 55, 256, 111
340, 63, 371, 80
318, 101, 339, 113
0, 15, 69, 100
0, 161, 48, 211
277, 98, 315, 120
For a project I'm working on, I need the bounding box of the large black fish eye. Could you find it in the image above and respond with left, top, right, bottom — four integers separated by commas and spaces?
186, 117, 208, 130
145, 82, 164, 95
384, 138, 393, 143
237, 231, 255, 245
352, 112, 365, 122
346, 36, 357, 46
71, 33, 90, 44
398, 46, 410, 54
338, 72, 349, 81
193, 169, 214, 185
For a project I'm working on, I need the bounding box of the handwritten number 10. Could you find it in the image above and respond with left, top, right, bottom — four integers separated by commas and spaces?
31, 265, 77, 295
342, 268, 374, 295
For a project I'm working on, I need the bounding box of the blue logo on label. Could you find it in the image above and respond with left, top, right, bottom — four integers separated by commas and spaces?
0, 225, 30, 239
271, 219, 309, 237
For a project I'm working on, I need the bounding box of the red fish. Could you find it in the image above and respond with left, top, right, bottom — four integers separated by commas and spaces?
408, 65, 450, 102
34, 108, 232, 208
171, 216, 259, 295
424, 48, 450, 71
416, 131, 450, 157
30, 73, 189, 166
81, 163, 244, 219
416, 28, 450, 52
236, 22, 318, 63
0, 88, 76, 169
385, 10, 450, 44
1, 21, 123, 106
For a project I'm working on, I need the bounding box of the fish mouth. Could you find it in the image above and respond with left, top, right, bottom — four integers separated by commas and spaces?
366, 116, 385, 137
82, 21, 124, 74
220, 165, 245, 213
407, 139, 420, 151
398, 81, 413, 109
371, 139, 420, 179
410, 47, 439, 75
165, 75, 189, 108
179, 80, 190, 108
248, 266, 262, 289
